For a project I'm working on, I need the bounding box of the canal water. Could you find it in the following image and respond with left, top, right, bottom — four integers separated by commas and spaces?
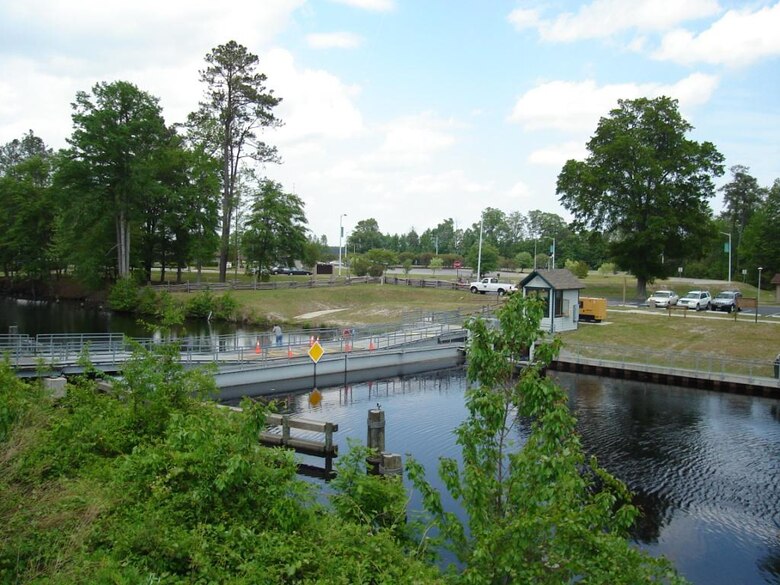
0, 296, 242, 338
278, 368, 780, 585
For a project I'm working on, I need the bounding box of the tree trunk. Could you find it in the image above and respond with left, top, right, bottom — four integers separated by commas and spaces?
116, 211, 130, 279
636, 276, 648, 299
218, 135, 232, 283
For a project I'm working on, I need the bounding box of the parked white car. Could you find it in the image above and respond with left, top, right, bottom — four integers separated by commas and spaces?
646, 290, 679, 308
677, 290, 711, 311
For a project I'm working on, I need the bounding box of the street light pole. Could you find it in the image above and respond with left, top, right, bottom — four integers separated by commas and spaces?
338, 213, 347, 277
756, 267, 762, 323
476, 215, 484, 279
720, 231, 732, 283
551, 238, 556, 269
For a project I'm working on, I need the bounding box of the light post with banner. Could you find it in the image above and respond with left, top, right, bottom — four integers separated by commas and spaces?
338, 213, 347, 277
720, 231, 732, 283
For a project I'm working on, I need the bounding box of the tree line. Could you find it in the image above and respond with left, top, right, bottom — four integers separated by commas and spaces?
1, 47, 777, 296
0, 41, 311, 288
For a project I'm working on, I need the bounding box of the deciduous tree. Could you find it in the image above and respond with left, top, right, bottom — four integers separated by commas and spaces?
0, 132, 55, 278
348, 218, 385, 253
58, 81, 170, 281
720, 165, 765, 273
557, 96, 724, 297
408, 293, 688, 584
741, 178, 780, 287
242, 180, 308, 274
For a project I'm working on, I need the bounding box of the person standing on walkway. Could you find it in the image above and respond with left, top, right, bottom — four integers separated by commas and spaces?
273, 324, 283, 346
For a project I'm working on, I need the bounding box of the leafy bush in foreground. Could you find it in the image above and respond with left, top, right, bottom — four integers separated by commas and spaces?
0, 349, 440, 584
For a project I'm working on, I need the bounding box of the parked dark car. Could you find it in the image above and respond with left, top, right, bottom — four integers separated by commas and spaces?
710, 290, 742, 312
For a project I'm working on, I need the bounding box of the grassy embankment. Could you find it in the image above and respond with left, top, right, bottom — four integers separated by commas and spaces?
168, 274, 779, 363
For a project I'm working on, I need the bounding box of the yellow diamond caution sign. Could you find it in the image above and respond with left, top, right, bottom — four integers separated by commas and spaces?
308, 340, 324, 363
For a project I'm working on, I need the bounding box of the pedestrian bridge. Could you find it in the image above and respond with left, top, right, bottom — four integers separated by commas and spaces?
1, 315, 471, 392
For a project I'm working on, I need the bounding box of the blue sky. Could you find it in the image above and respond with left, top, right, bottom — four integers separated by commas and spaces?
1, 0, 778, 244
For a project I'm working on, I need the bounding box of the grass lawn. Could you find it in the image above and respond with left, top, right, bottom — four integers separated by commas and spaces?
203, 284, 503, 326
559, 308, 780, 362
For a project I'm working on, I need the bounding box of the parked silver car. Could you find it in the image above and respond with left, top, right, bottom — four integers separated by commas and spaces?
646, 290, 679, 308
677, 290, 711, 311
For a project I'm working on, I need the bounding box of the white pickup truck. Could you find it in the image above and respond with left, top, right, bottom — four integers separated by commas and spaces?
468, 277, 517, 295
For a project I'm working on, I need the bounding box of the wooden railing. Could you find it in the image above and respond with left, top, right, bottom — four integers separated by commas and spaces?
260, 413, 338, 459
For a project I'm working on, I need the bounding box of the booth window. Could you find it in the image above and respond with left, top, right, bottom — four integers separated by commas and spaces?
526, 288, 563, 317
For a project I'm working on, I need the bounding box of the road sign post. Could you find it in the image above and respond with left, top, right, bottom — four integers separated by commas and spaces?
308, 341, 325, 389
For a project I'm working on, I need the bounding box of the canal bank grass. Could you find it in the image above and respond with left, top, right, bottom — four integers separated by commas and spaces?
560, 308, 780, 362
209, 284, 501, 326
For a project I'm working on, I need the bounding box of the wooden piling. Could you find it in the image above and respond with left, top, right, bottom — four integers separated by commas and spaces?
367, 408, 385, 470
379, 453, 402, 477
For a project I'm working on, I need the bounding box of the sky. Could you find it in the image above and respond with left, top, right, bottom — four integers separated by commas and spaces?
1, 0, 779, 245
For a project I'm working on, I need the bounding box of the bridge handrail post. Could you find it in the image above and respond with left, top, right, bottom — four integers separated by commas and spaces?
282, 415, 291, 445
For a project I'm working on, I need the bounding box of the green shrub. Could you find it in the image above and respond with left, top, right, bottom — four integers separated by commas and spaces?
350, 256, 369, 277
367, 263, 385, 277
565, 259, 590, 279
598, 262, 616, 275
0, 361, 37, 443
136, 285, 159, 315
107, 277, 139, 312
214, 293, 238, 321
186, 290, 215, 319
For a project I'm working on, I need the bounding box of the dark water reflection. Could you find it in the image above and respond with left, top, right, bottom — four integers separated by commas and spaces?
0, 296, 242, 338
272, 369, 779, 585
552, 372, 780, 585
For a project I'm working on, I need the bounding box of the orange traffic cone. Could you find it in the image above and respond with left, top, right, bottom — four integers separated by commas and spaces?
287, 346, 293, 359
345, 341, 351, 352
309, 336, 315, 347
369, 339, 375, 351
255, 340, 261, 354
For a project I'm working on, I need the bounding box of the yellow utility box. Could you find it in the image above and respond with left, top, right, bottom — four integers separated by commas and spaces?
578, 297, 607, 323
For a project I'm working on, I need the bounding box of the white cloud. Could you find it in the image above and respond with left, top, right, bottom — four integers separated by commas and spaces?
261, 48, 365, 144
369, 112, 457, 166
528, 142, 588, 166
506, 180, 533, 201
653, 3, 780, 67
404, 170, 489, 195
330, 0, 394, 12
306, 32, 363, 49
507, 8, 541, 31
509, 73, 719, 132
0, 0, 305, 146
508, 0, 721, 42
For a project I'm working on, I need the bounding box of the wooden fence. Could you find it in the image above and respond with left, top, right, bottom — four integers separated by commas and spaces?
152, 275, 471, 294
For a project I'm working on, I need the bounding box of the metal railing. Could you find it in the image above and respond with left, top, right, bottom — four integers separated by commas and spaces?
3, 308, 480, 371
